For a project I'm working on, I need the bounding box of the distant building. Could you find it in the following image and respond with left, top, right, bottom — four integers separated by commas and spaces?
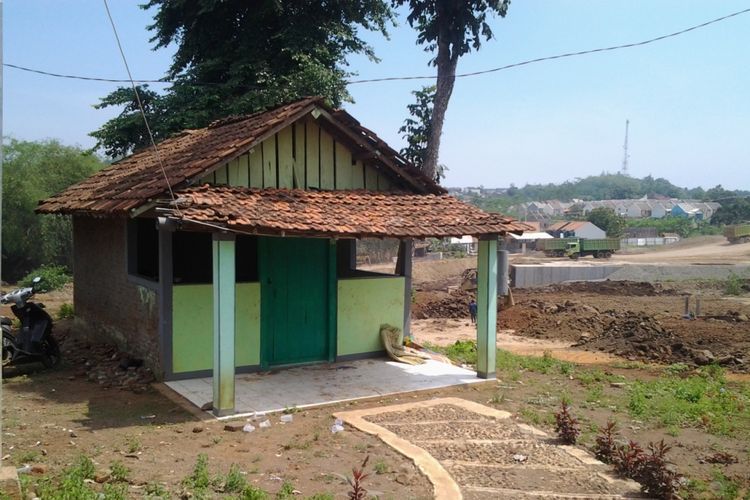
547, 221, 607, 239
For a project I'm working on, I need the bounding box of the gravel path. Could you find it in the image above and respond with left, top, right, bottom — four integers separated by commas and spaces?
338, 398, 645, 499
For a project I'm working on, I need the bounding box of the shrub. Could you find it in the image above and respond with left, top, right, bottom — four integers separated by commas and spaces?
724, 272, 743, 296
345, 456, 370, 500
58, 303, 75, 320
19, 265, 71, 291
554, 402, 580, 444
593, 421, 619, 463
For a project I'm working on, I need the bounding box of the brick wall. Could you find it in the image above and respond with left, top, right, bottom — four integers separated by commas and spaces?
72, 216, 162, 376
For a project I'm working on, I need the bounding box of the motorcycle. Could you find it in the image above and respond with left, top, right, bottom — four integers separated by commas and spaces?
1, 276, 61, 368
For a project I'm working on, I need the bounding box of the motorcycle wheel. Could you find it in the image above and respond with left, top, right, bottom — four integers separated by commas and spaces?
2, 331, 15, 367
40, 337, 61, 368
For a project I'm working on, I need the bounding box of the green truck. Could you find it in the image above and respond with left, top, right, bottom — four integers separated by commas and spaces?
724, 224, 750, 244
537, 238, 620, 259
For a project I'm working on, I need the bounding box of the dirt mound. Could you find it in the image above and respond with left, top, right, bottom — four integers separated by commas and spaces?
542, 281, 666, 296
413, 289, 474, 320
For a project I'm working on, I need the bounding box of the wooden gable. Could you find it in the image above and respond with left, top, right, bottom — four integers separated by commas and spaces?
200, 115, 398, 191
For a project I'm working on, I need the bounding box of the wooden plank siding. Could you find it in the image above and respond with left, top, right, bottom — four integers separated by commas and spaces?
200, 119, 400, 192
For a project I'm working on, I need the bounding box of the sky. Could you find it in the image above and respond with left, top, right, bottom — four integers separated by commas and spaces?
4, 1, 749, 190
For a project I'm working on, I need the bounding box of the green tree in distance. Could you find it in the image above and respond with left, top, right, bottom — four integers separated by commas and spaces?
91, 0, 394, 158
2, 139, 104, 281
394, 0, 511, 181
586, 207, 626, 238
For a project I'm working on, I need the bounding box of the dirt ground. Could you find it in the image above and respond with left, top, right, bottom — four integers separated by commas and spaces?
3, 237, 750, 498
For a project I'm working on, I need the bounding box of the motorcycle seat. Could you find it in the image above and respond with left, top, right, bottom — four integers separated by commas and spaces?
1, 317, 11, 326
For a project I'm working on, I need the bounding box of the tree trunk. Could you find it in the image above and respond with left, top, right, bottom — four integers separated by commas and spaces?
423, 39, 458, 183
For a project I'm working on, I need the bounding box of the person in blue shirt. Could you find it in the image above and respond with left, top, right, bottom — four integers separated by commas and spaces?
468, 299, 478, 324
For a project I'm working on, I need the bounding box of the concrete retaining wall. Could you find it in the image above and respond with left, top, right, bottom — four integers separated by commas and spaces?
511, 264, 623, 288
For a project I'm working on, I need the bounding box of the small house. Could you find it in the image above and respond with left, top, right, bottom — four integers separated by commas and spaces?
38, 97, 525, 415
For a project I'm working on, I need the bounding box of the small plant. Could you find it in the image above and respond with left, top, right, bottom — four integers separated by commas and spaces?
345, 455, 370, 500
224, 464, 247, 493
125, 435, 142, 454
145, 482, 169, 498
110, 460, 130, 482
593, 421, 619, 464
182, 453, 212, 492
373, 459, 389, 474
241, 485, 270, 500
19, 265, 71, 291
276, 481, 296, 499
631, 440, 682, 499
613, 440, 645, 478
724, 272, 743, 296
58, 302, 75, 319
283, 405, 299, 414
554, 402, 580, 444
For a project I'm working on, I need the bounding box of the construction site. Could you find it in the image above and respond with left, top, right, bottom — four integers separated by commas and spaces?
409, 235, 750, 373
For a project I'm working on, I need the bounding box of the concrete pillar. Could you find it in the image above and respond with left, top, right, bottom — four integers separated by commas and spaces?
497, 250, 509, 296
396, 239, 413, 338
212, 233, 236, 417
476, 237, 498, 379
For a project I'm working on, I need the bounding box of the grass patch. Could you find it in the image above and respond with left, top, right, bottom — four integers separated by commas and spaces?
626, 366, 750, 436
497, 350, 574, 375
33, 455, 97, 499
57, 302, 75, 320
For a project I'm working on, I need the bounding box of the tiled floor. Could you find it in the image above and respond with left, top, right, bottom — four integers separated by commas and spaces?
165, 359, 484, 419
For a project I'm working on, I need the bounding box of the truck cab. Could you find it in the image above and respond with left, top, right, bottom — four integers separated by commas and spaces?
565, 240, 581, 259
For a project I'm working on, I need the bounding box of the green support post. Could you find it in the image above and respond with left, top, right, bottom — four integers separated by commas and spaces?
476, 237, 498, 379
212, 233, 236, 416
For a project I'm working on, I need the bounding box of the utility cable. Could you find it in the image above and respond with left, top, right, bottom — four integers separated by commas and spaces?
102, 0, 181, 216
5, 7, 750, 87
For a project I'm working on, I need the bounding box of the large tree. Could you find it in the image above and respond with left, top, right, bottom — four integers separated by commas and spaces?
92, 0, 394, 158
2, 139, 104, 280
398, 85, 448, 181
394, 0, 510, 181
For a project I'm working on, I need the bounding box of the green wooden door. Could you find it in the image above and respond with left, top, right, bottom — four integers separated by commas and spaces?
260, 237, 330, 367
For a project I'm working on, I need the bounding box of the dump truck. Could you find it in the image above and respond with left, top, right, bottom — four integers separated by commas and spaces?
724, 224, 750, 244
537, 238, 620, 259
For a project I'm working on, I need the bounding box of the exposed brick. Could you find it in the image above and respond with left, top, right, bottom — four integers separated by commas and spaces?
73, 216, 161, 377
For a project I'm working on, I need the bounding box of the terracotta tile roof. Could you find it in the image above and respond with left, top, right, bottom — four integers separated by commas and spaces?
166, 185, 529, 238
37, 97, 442, 216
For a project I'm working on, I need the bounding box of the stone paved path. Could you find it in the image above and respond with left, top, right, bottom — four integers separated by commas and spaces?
336, 398, 647, 499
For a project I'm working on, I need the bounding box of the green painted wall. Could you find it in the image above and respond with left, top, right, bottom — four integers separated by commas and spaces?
337, 277, 405, 356
172, 283, 260, 373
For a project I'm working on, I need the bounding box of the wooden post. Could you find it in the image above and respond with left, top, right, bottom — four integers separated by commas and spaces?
212, 233, 236, 417
477, 237, 498, 379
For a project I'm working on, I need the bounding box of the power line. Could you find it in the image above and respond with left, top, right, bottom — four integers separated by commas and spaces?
348, 7, 750, 84
5, 7, 749, 87
102, 0, 180, 214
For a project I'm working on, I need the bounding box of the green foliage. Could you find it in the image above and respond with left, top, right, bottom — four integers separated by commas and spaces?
2, 139, 104, 281
496, 350, 574, 375
19, 265, 71, 291
58, 303, 75, 320
626, 367, 750, 436
223, 464, 246, 493
724, 272, 744, 296
712, 197, 750, 225
145, 482, 170, 498
92, 1, 394, 157
586, 207, 626, 238
35, 455, 97, 500
398, 85, 447, 181
276, 481, 296, 499
110, 460, 130, 482
425, 339, 477, 365
373, 459, 389, 474
239, 485, 269, 500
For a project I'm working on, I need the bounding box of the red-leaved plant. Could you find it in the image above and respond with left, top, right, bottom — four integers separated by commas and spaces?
346, 455, 370, 500
554, 401, 580, 444
593, 420, 619, 464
